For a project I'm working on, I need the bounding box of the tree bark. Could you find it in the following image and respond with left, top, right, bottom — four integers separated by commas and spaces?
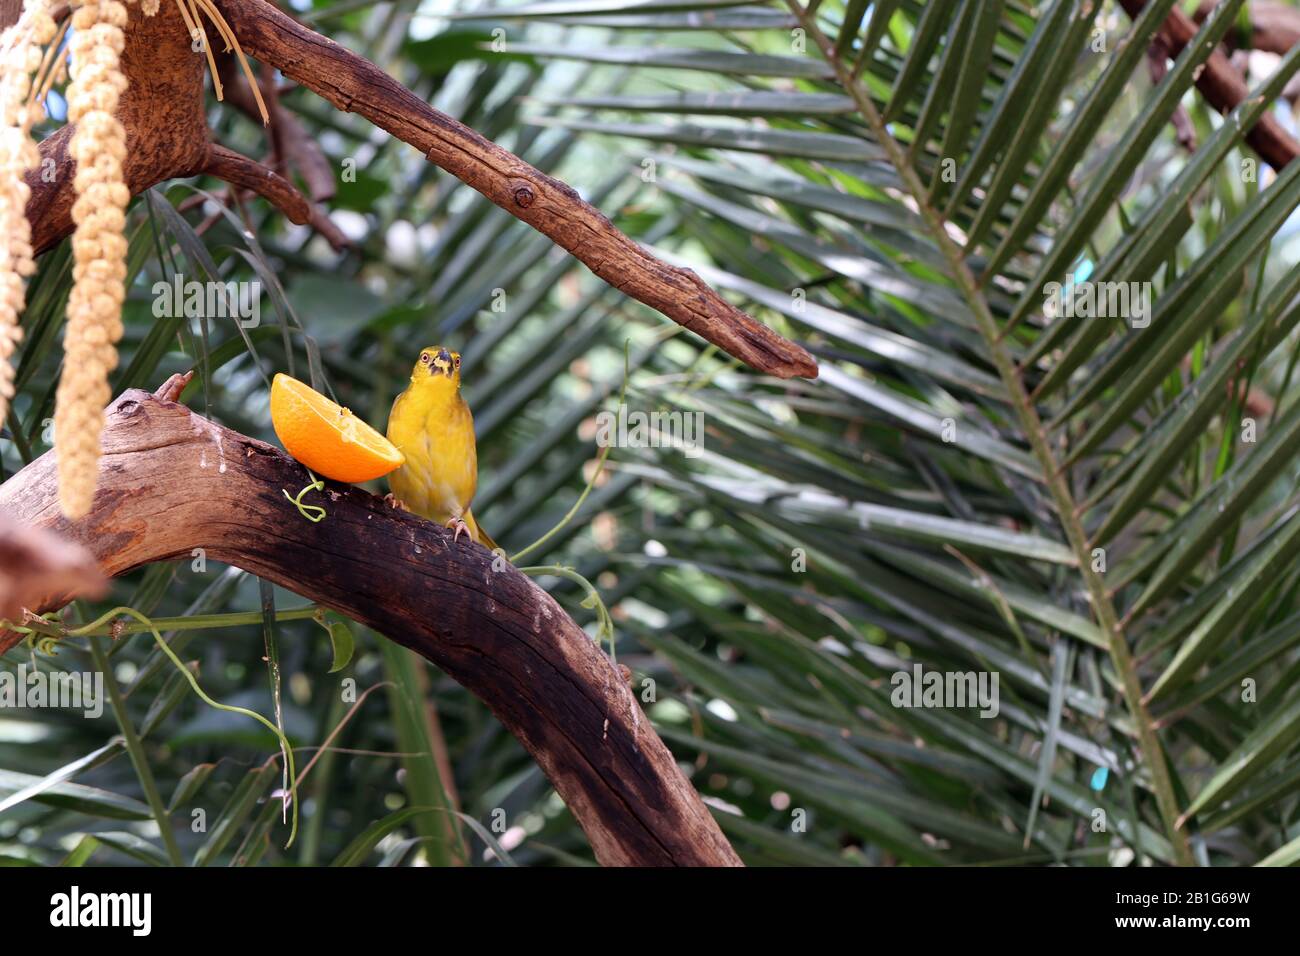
0, 380, 742, 867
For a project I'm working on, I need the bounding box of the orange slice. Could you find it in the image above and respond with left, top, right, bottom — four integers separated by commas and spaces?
270, 373, 404, 483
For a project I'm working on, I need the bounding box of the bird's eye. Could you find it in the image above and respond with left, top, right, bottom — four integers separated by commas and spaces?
420, 352, 431, 364
454, 356, 461, 369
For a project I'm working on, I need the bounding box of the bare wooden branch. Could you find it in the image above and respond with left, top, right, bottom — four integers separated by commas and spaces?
201, 143, 349, 250
0, 385, 741, 867
212, 0, 815, 379
10, 1, 816, 380
1121, 0, 1300, 169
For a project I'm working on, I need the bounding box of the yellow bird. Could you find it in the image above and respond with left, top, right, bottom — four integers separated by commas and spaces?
385, 346, 497, 551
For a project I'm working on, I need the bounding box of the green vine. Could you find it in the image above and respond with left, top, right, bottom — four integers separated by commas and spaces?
507, 341, 630, 665
18, 611, 65, 656
509, 340, 630, 565
283, 468, 327, 523
5, 605, 301, 849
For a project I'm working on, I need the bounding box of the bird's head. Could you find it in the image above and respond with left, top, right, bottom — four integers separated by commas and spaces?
412, 346, 461, 388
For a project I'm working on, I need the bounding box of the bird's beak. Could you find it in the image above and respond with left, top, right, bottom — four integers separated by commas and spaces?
432, 349, 453, 376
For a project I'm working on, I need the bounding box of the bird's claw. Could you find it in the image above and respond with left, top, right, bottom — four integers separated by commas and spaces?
446, 516, 470, 545
384, 493, 408, 511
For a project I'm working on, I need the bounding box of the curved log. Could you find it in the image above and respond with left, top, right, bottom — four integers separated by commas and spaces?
0, 381, 742, 867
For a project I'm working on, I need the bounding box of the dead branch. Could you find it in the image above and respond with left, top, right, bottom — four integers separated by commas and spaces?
8, 1, 816, 380
0, 380, 742, 867
1120, 0, 1300, 169
200, 143, 349, 250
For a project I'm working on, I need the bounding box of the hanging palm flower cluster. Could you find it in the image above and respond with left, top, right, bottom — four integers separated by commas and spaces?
0, 0, 60, 451
0, 0, 265, 519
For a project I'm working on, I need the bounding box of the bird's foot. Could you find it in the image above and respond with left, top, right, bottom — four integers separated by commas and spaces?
445, 516, 471, 545
384, 493, 408, 511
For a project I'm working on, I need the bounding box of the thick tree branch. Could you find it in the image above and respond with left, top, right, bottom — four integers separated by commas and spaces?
12, 1, 816, 380
23, 5, 209, 250
0, 381, 742, 867
214, 0, 815, 379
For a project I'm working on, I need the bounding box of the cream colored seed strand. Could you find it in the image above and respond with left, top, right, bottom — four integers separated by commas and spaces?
55, 0, 130, 519
0, 0, 57, 423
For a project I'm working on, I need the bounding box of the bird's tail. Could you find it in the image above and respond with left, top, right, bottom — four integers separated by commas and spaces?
465, 509, 499, 554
